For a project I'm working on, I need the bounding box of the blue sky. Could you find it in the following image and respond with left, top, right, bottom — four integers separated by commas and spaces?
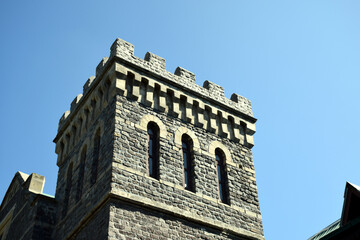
1, 1, 360, 239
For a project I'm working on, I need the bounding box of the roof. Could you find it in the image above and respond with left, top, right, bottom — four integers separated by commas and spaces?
308, 219, 341, 240
341, 181, 360, 226
347, 182, 360, 192
308, 181, 360, 240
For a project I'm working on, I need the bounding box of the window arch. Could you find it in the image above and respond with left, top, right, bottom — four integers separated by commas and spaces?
215, 148, 229, 204
139, 114, 167, 138
174, 127, 200, 151
182, 134, 195, 192
147, 122, 160, 179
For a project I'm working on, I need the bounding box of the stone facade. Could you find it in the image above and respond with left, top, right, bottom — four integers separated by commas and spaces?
0, 38, 264, 240
0, 172, 56, 240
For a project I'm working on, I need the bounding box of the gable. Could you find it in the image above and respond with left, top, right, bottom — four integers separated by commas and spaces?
0, 172, 28, 211
341, 182, 360, 226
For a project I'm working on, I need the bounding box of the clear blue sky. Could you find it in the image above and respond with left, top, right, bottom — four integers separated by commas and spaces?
1, 1, 360, 239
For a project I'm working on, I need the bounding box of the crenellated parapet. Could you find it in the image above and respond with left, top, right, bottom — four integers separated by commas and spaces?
109, 38, 254, 116
54, 38, 257, 166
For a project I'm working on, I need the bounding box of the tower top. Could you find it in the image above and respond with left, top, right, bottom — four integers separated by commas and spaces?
56, 38, 256, 138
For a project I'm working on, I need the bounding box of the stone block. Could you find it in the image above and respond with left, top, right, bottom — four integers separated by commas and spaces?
174, 67, 196, 83
203, 80, 225, 98
96, 57, 109, 77
83, 76, 95, 94
25, 173, 45, 194
58, 110, 70, 130
70, 94, 83, 112
110, 38, 135, 59
144, 52, 166, 71
246, 135, 255, 149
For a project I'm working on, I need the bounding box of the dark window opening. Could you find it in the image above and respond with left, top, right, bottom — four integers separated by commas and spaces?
147, 122, 160, 179
182, 135, 195, 192
216, 148, 229, 204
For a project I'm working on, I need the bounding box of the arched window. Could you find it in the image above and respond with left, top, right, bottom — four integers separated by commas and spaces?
76, 146, 86, 202
91, 129, 101, 185
62, 162, 73, 218
147, 122, 160, 179
215, 148, 229, 204
182, 134, 195, 192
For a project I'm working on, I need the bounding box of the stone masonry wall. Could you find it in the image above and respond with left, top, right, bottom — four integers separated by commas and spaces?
0, 173, 56, 240
53, 96, 116, 240
3, 195, 56, 240
111, 92, 262, 239
108, 199, 249, 240
51, 37, 263, 240
70, 202, 110, 240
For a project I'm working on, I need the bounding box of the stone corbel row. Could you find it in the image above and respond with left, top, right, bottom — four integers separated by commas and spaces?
108, 38, 254, 116
115, 64, 256, 148
57, 38, 255, 138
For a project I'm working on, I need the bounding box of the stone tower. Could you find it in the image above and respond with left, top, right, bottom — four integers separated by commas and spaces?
0, 38, 264, 240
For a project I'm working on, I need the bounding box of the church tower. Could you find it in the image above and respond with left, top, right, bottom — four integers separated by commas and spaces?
1, 38, 264, 240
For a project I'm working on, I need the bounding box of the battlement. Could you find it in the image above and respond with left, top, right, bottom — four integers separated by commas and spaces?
109, 38, 253, 116
58, 38, 256, 141
54, 38, 259, 171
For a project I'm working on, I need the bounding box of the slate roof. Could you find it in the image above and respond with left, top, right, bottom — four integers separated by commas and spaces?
308, 219, 341, 240
308, 181, 360, 240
